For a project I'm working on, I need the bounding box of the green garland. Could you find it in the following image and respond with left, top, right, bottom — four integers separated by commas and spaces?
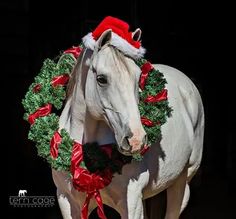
136, 59, 172, 144
22, 46, 171, 173
22, 53, 76, 171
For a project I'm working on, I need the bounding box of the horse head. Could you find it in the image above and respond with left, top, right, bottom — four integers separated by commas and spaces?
84, 29, 147, 155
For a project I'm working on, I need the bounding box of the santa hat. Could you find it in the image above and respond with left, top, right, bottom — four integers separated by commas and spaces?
82, 16, 145, 59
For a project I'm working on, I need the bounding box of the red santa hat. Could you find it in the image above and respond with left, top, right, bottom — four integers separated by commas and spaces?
82, 16, 145, 59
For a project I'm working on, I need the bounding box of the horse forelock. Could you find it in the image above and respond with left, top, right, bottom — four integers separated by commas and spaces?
110, 46, 131, 70
91, 46, 140, 90
107, 46, 141, 90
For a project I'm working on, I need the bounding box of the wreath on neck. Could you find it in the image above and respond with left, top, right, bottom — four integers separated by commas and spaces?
22, 44, 171, 218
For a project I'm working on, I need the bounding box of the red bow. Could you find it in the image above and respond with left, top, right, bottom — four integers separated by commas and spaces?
71, 142, 113, 219
140, 62, 153, 90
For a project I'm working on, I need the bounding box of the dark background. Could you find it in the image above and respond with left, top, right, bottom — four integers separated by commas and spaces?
5, 0, 234, 218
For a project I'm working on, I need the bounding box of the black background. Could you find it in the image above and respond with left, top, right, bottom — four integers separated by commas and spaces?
5, 0, 234, 218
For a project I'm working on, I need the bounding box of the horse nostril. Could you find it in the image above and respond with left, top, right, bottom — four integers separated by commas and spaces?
120, 136, 131, 153
125, 136, 130, 145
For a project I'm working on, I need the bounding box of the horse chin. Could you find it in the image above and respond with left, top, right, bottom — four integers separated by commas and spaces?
117, 146, 132, 156
117, 140, 133, 156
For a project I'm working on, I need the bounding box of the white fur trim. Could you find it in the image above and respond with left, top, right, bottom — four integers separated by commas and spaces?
82, 32, 96, 50
82, 32, 146, 59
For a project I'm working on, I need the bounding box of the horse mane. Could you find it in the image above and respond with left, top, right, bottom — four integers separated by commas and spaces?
66, 48, 88, 98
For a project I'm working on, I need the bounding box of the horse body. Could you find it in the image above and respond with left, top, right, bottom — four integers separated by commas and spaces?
52, 31, 204, 219
100, 64, 204, 218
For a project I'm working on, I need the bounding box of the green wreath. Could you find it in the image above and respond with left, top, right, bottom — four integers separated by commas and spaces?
22, 45, 172, 173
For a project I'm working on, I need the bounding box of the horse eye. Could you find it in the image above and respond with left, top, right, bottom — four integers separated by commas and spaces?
96, 75, 108, 85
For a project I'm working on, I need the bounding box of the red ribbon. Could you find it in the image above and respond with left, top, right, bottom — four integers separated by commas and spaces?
50, 131, 62, 159
141, 117, 155, 127
51, 74, 70, 87
140, 145, 150, 155
144, 89, 168, 103
64, 46, 82, 59
139, 62, 154, 90
71, 142, 112, 219
33, 84, 41, 93
28, 104, 52, 125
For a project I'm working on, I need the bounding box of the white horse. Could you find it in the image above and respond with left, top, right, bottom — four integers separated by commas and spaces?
52, 29, 204, 219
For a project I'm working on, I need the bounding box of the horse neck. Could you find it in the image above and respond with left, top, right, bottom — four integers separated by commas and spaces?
83, 110, 116, 145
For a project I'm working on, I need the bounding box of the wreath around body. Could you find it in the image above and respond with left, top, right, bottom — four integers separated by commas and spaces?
22, 44, 172, 218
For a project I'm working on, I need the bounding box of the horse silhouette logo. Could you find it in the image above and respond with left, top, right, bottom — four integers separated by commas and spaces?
18, 190, 27, 197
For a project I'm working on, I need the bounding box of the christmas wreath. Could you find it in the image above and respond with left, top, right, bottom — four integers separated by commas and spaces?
22, 45, 171, 169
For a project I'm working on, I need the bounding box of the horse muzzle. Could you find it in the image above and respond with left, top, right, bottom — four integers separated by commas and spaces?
120, 133, 147, 155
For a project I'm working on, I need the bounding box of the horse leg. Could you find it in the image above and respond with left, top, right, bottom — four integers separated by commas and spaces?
57, 189, 81, 219
124, 182, 144, 219
142, 200, 149, 219
180, 183, 190, 213
145, 191, 167, 219
164, 169, 187, 219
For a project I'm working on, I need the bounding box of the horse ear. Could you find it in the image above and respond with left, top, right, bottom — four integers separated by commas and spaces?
97, 29, 112, 49
132, 28, 142, 41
